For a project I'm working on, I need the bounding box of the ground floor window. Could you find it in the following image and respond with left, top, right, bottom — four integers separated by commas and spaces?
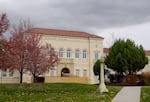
50, 70, 55, 76
1, 70, 14, 77
1, 70, 7, 77
76, 69, 80, 76
9, 71, 14, 77
83, 69, 87, 77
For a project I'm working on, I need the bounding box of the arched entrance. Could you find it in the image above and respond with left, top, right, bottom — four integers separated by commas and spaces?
61, 68, 70, 77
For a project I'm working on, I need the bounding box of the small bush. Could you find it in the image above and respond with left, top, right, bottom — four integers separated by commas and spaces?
121, 74, 143, 85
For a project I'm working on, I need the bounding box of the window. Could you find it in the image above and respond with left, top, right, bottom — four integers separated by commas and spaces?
83, 69, 87, 77
2, 71, 7, 77
95, 52, 99, 60
50, 70, 55, 76
67, 49, 71, 58
75, 49, 80, 58
83, 50, 87, 58
9, 71, 13, 77
76, 69, 80, 76
59, 48, 64, 58
41, 48, 47, 56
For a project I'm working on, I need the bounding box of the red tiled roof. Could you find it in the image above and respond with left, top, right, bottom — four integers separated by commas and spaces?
27, 28, 104, 39
103, 48, 109, 53
145, 50, 150, 56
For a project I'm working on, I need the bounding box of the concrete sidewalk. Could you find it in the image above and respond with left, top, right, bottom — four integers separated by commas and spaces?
112, 86, 141, 102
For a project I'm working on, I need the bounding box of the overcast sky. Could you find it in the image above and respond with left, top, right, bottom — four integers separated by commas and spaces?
0, 0, 150, 49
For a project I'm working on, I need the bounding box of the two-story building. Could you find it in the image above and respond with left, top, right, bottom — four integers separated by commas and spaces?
0, 28, 104, 84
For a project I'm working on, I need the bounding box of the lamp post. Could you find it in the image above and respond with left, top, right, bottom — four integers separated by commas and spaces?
97, 57, 108, 93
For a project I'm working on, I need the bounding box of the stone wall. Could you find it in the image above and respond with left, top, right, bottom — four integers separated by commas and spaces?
0, 77, 19, 83
45, 76, 89, 84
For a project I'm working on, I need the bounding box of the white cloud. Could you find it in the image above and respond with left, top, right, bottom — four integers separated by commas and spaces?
100, 21, 150, 49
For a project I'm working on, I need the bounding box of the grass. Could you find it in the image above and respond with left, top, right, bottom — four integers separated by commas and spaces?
141, 86, 150, 102
143, 79, 150, 86
0, 83, 121, 102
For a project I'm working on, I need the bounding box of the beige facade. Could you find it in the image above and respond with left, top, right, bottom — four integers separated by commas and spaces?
0, 28, 104, 84
0, 70, 19, 83
142, 55, 150, 72
41, 33, 103, 84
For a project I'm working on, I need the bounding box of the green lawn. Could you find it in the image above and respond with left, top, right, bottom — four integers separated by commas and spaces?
0, 83, 121, 102
141, 86, 150, 102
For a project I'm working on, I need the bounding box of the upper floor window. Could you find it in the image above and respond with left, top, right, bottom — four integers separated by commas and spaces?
95, 52, 99, 60
83, 50, 87, 59
75, 49, 80, 58
67, 49, 71, 58
59, 48, 64, 58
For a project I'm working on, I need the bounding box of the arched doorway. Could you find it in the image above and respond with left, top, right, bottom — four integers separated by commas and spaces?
61, 68, 70, 77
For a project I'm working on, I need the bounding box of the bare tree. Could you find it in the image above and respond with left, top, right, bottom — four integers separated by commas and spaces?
9, 20, 33, 83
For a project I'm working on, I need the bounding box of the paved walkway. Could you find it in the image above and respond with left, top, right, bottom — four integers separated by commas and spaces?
112, 86, 141, 102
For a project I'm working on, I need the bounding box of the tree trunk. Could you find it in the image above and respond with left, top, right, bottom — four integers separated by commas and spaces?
98, 74, 100, 80
20, 69, 23, 84
33, 74, 36, 83
129, 68, 131, 75
98, 74, 100, 84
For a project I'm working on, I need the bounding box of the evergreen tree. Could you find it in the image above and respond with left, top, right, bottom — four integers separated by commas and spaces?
93, 60, 100, 80
93, 60, 110, 80
105, 39, 148, 75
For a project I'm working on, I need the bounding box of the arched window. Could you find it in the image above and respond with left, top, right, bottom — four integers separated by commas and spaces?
67, 48, 71, 58
59, 48, 63, 58
83, 50, 87, 58
75, 49, 80, 58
